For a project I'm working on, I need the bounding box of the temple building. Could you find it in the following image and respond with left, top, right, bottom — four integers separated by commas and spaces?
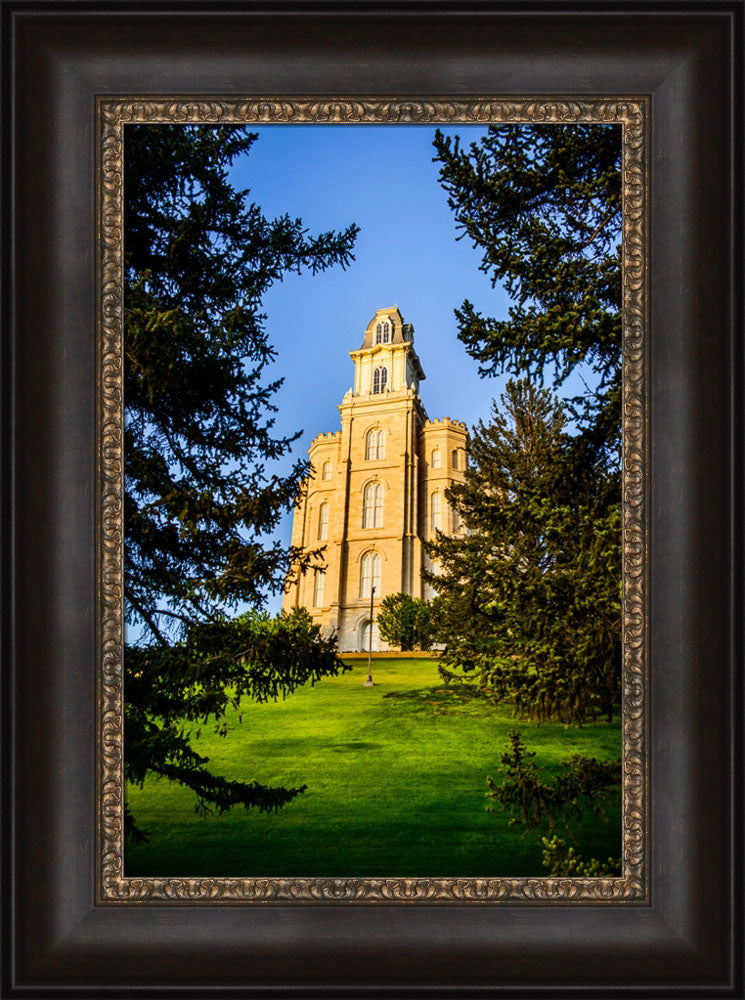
282, 307, 467, 651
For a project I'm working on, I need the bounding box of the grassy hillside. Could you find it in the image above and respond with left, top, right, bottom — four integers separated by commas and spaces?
125, 657, 621, 878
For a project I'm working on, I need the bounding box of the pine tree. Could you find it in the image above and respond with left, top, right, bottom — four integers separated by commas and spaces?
123, 125, 359, 837
488, 731, 622, 876
432, 123, 622, 463
428, 379, 621, 725
488, 730, 621, 840
429, 123, 622, 724
431, 124, 623, 860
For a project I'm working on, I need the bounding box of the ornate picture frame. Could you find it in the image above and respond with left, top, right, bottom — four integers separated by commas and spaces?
99, 97, 647, 905
4, 3, 741, 993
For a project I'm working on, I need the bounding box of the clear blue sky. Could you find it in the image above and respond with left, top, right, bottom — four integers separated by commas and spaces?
228, 125, 511, 613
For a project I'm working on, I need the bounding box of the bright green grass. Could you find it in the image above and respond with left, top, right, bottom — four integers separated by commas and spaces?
125, 658, 621, 878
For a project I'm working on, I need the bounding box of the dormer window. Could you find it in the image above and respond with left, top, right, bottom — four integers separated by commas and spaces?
372, 366, 388, 394
375, 321, 391, 345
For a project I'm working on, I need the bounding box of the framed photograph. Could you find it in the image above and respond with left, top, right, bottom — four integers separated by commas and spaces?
3, 2, 742, 994
106, 102, 641, 900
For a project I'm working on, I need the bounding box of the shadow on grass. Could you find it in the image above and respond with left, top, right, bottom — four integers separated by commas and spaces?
382, 684, 493, 716
330, 742, 383, 752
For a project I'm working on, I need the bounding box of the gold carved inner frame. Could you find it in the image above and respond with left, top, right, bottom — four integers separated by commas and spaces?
98, 97, 648, 904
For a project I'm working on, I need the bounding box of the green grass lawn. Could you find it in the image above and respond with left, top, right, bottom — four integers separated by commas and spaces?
125, 657, 621, 878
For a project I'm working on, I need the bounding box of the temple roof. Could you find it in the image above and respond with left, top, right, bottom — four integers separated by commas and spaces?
358, 306, 415, 350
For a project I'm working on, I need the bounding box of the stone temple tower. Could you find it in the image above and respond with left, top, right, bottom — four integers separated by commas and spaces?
282, 307, 467, 651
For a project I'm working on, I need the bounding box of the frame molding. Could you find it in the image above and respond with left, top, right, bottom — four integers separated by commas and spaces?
4, 2, 742, 993
98, 96, 647, 905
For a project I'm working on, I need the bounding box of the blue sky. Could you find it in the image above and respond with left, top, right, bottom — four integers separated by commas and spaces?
228, 125, 512, 612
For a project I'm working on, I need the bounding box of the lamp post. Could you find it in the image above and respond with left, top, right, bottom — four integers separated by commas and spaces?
364, 586, 375, 686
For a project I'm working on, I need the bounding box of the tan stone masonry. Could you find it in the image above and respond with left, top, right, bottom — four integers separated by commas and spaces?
283, 307, 467, 651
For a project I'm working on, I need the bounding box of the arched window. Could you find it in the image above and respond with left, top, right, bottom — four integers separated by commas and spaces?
372, 366, 388, 394
365, 427, 385, 461
363, 482, 383, 529
374, 321, 391, 345
452, 449, 459, 469
360, 619, 379, 652
313, 569, 325, 607
318, 502, 329, 541
431, 448, 441, 469
322, 460, 332, 481
452, 506, 461, 533
360, 551, 382, 598
431, 492, 442, 533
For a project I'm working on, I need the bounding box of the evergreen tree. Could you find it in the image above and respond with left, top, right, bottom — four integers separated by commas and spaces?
488, 730, 621, 840
429, 123, 622, 724
428, 379, 621, 724
123, 125, 358, 837
488, 731, 622, 876
431, 123, 624, 860
432, 123, 622, 463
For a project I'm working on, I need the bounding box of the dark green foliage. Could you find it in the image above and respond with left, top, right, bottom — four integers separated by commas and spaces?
540, 836, 621, 877
125, 608, 348, 839
432, 123, 622, 461
377, 593, 434, 651
433, 125, 625, 867
123, 125, 358, 837
429, 378, 621, 725
430, 123, 622, 725
125, 125, 358, 638
488, 731, 621, 845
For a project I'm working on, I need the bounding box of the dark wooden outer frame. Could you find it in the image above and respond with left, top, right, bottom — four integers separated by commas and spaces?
2, 2, 742, 995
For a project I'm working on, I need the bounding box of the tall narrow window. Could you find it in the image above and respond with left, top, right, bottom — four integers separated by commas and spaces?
360, 619, 379, 652
452, 506, 461, 533
452, 449, 459, 469
360, 551, 381, 598
372, 366, 388, 394
431, 448, 441, 469
363, 482, 383, 529
381, 321, 390, 344
313, 570, 325, 607
365, 428, 385, 461
318, 502, 329, 541
431, 492, 442, 533
322, 460, 332, 481
375, 322, 382, 344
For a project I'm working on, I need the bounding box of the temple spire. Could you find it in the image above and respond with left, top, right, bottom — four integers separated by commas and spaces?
349, 306, 425, 398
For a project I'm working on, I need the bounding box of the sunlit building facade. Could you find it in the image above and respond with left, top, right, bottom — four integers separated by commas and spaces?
282, 307, 467, 650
